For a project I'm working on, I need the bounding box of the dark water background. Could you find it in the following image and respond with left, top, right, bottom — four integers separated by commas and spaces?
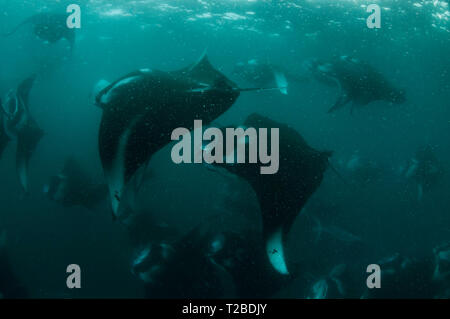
0, 0, 449, 297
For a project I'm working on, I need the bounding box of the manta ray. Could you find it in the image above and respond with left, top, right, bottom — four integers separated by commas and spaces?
44, 157, 109, 210
210, 113, 331, 275
1, 76, 44, 194
405, 145, 444, 201
95, 54, 280, 220
131, 213, 291, 298
305, 55, 406, 113
3, 12, 75, 50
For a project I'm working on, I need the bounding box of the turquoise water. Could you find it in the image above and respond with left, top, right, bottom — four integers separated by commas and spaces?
0, 0, 449, 298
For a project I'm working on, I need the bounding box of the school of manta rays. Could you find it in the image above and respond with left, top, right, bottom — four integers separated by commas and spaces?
0, 11, 448, 299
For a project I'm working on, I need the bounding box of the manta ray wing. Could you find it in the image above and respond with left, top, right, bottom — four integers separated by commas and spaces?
16, 75, 36, 111
98, 108, 152, 218
173, 53, 238, 90
11, 76, 42, 194
15, 118, 44, 194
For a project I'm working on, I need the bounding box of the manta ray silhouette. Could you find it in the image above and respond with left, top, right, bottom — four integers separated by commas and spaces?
3, 12, 75, 51
210, 113, 331, 275
0, 76, 44, 194
44, 157, 109, 211
95, 54, 278, 220
306, 56, 406, 113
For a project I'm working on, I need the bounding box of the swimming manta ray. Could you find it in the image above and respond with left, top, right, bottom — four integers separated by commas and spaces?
305, 55, 406, 113
1, 75, 44, 194
3, 12, 75, 50
210, 113, 331, 275
44, 157, 109, 210
95, 54, 280, 220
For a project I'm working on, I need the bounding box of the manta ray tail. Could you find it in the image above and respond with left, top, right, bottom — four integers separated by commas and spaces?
237, 86, 288, 93
192, 85, 288, 94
